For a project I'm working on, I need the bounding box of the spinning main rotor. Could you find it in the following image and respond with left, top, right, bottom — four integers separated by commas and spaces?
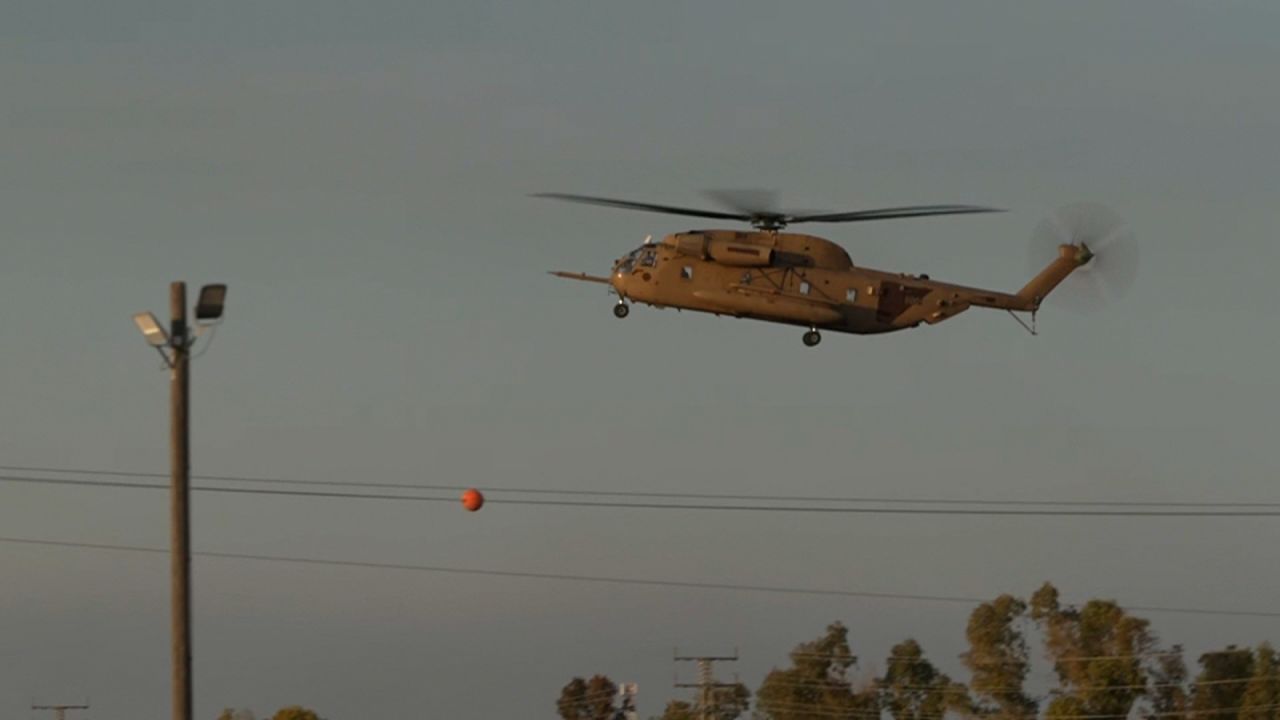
532, 190, 1002, 231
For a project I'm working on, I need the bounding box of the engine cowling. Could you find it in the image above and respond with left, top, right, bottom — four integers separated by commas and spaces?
672, 234, 773, 267
674, 234, 708, 258
706, 239, 772, 267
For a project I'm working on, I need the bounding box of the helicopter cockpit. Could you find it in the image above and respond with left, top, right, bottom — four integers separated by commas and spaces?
614, 245, 658, 274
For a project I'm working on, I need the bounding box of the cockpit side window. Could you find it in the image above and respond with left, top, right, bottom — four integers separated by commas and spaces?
639, 250, 657, 267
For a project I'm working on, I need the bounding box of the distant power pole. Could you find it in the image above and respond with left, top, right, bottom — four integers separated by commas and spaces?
31, 705, 89, 720
674, 649, 740, 720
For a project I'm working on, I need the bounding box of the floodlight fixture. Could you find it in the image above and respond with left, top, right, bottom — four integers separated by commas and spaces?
133, 312, 170, 347
195, 284, 227, 323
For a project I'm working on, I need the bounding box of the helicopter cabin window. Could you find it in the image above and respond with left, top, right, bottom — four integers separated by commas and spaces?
639, 249, 657, 267
799, 281, 811, 295
680, 265, 693, 280
846, 288, 858, 302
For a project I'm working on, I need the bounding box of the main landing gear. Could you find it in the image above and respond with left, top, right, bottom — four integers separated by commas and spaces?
802, 328, 822, 347
613, 301, 630, 319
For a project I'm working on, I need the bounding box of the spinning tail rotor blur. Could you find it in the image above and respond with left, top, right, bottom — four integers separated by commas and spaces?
1031, 202, 1139, 312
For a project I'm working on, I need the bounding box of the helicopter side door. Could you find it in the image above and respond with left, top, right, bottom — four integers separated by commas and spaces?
876, 281, 907, 322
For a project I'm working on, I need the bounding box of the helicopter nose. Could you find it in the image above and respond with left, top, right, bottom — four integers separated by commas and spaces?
611, 268, 628, 294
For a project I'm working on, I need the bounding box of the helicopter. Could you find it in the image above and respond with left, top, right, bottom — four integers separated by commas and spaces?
541, 192, 1137, 347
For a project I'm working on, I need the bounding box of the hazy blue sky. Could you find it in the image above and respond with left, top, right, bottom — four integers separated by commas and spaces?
2, 2, 1279, 718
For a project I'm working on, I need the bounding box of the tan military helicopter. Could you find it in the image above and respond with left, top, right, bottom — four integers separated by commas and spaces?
541, 192, 1136, 346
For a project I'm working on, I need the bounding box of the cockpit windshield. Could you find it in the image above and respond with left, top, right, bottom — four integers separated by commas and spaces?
615, 245, 651, 273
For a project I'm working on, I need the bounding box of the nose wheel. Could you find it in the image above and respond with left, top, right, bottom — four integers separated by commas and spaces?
802, 328, 822, 347
613, 302, 630, 319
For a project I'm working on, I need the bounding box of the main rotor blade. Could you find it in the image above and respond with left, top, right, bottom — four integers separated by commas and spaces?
531, 193, 750, 222
700, 189, 779, 216
790, 205, 1003, 223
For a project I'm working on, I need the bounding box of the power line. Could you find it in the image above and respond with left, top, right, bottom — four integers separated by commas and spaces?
3, 463, 1277, 509
2, 536, 1278, 619
748, 702, 1280, 720
6, 474, 1280, 517
750, 673, 1257, 693
786, 648, 1250, 663
0, 474, 454, 503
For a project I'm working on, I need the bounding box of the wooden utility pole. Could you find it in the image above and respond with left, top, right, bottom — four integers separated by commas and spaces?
170, 281, 193, 720
32, 705, 89, 720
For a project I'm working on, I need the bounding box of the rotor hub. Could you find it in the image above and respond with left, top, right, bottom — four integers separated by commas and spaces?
750, 214, 788, 231
1076, 242, 1095, 266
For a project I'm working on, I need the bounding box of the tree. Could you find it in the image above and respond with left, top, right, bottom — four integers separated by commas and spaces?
1192, 646, 1255, 720
879, 638, 972, 720
271, 708, 321, 720
705, 683, 750, 720
1144, 644, 1190, 720
963, 594, 1036, 720
1240, 644, 1280, 720
1029, 582, 1156, 720
654, 683, 748, 719
558, 675, 619, 720
657, 700, 696, 720
755, 621, 878, 720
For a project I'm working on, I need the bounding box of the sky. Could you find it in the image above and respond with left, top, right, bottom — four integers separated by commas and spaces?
2, 1, 1279, 718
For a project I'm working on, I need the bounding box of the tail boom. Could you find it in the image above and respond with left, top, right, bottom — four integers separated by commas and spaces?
1017, 244, 1090, 308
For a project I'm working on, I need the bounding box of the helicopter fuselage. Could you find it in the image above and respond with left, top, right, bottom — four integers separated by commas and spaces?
606, 229, 1057, 335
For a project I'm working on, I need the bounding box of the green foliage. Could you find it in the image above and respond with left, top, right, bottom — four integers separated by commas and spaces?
559, 678, 591, 720
657, 699, 696, 720
879, 638, 972, 720
963, 594, 1036, 720
755, 621, 878, 720
557, 674, 619, 720
1145, 644, 1190, 720
656, 681, 747, 719
708, 682, 750, 720
1043, 694, 1088, 720
270, 708, 320, 720
1240, 645, 1280, 720
1030, 582, 1155, 720
1193, 646, 1255, 720
563, 585, 1277, 720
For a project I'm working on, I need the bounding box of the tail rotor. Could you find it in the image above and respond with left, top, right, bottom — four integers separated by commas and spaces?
1030, 202, 1138, 312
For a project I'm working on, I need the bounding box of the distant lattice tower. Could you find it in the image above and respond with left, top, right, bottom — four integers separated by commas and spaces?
32, 704, 90, 720
674, 649, 740, 720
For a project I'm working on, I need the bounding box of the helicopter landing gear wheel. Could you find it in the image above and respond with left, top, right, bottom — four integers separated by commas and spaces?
802, 328, 822, 347
613, 302, 630, 319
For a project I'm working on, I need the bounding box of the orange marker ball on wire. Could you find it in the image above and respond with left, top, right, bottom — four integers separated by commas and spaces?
461, 488, 485, 512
